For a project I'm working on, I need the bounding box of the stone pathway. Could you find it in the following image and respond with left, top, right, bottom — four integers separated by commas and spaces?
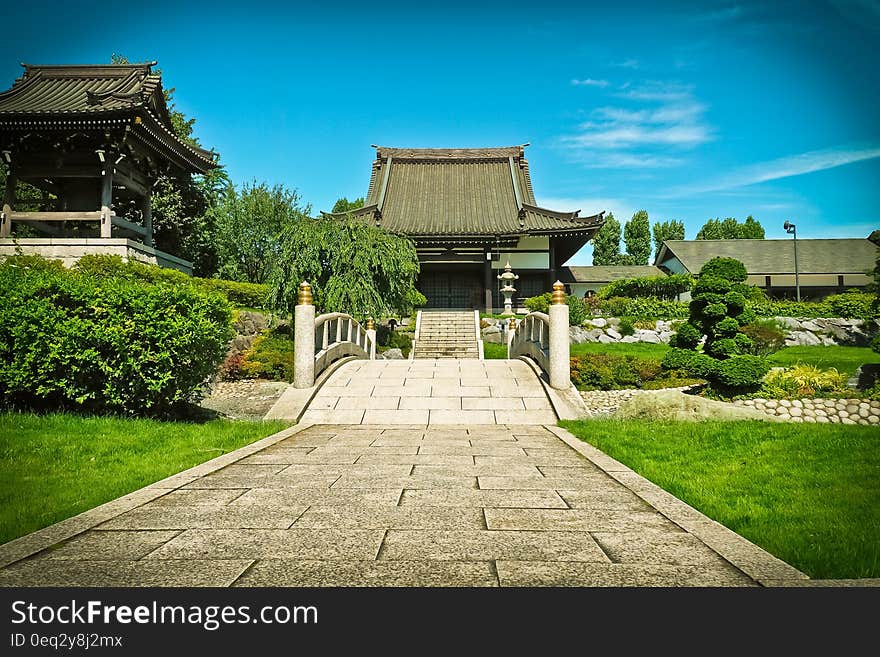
299, 359, 558, 425
0, 423, 804, 587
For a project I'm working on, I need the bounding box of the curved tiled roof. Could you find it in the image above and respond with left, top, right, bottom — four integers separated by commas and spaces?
0, 63, 216, 173
327, 145, 604, 239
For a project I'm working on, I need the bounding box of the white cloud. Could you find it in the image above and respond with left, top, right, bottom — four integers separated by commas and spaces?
611, 58, 640, 69
666, 145, 880, 196
558, 81, 712, 167
571, 78, 609, 88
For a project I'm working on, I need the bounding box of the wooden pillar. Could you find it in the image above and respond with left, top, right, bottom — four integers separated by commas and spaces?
1, 166, 16, 238
484, 255, 493, 314
140, 191, 153, 247
100, 160, 113, 238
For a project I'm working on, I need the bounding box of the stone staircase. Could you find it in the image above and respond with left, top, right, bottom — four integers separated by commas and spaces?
413, 311, 479, 359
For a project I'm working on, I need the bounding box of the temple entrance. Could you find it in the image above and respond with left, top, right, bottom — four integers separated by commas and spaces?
419, 268, 483, 309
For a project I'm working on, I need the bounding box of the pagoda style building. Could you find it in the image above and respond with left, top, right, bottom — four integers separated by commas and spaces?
325, 145, 604, 312
0, 62, 217, 272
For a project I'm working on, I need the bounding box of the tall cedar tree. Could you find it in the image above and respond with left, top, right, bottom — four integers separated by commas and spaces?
591, 212, 622, 265
652, 219, 685, 260
623, 210, 652, 265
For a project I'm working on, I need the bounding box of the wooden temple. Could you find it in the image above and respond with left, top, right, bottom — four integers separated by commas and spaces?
325, 145, 604, 312
0, 62, 217, 271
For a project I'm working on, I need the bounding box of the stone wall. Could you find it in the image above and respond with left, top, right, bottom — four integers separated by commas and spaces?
481, 314, 876, 347
0, 237, 193, 273
732, 397, 880, 425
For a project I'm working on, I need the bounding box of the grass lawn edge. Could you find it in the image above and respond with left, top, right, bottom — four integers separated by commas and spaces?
0, 421, 312, 569
547, 423, 809, 586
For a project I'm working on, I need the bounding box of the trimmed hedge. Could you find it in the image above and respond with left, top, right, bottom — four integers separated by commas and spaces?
75, 254, 269, 309
597, 273, 694, 301
0, 255, 232, 416
596, 297, 690, 320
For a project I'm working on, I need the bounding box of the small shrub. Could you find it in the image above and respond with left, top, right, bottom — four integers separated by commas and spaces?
661, 348, 715, 379
739, 319, 786, 356
571, 353, 689, 391
524, 293, 551, 314
618, 317, 636, 336
523, 292, 587, 326
239, 332, 295, 381
824, 291, 877, 320
708, 355, 770, 394
760, 364, 849, 398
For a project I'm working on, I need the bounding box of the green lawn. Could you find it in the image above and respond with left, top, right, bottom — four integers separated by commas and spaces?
768, 345, 880, 377
560, 419, 880, 579
483, 342, 509, 359
0, 412, 290, 545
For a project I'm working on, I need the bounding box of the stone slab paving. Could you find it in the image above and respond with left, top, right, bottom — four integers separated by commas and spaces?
0, 423, 808, 587
299, 359, 558, 425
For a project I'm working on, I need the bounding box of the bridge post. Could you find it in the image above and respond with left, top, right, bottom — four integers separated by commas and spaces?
506, 316, 516, 359
548, 281, 570, 390
365, 318, 376, 360
294, 281, 316, 388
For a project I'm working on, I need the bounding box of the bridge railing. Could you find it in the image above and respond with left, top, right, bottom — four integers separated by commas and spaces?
507, 281, 570, 390
293, 282, 376, 388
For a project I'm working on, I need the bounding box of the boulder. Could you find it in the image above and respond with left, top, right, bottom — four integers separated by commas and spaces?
790, 330, 821, 346
605, 328, 622, 340
480, 318, 498, 328
569, 326, 590, 344
799, 320, 822, 332
620, 335, 639, 343
659, 331, 675, 343
233, 310, 270, 336
776, 317, 801, 330
635, 329, 662, 344
597, 333, 615, 344
482, 325, 503, 344
605, 317, 621, 328
589, 318, 607, 328
380, 348, 405, 359
615, 390, 782, 422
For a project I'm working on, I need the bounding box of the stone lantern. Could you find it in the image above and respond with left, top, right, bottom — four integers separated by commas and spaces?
497, 260, 519, 315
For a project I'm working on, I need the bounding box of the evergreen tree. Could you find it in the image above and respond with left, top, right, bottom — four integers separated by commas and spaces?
623, 210, 652, 265
740, 215, 765, 239
591, 212, 622, 265
331, 197, 365, 213
652, 219, 685, 260
696, 216, 765, 240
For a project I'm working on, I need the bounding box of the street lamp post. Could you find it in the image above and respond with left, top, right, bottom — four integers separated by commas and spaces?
784, 220, 800, 302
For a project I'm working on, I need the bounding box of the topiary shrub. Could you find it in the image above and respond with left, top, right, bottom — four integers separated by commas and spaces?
669, 256, 769, 396
708, 355, 770, 394
0, 255, 232, 416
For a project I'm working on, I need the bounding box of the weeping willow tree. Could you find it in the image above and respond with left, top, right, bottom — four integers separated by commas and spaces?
269, 217, 424, 320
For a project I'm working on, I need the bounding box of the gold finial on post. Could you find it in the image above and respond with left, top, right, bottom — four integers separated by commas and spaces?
297, 281, 313, 305
508, 316, 516, 331
551, 280, 566, 305
366, 317, 375, 330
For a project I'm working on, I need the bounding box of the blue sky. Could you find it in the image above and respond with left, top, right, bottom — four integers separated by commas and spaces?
1, 0, 878, 264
